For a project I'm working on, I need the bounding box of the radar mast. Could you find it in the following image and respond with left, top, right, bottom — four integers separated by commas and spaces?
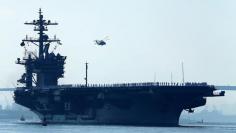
16, 9, 66, 88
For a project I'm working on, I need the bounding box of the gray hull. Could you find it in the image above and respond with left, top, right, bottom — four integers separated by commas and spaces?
14, 83, 224, 126
34, 100, 182, 126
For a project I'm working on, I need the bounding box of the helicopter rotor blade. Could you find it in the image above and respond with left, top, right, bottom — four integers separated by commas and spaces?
104, 36, 110, 41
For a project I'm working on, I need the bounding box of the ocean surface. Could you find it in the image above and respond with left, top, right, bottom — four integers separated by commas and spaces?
0, 119, 236, 133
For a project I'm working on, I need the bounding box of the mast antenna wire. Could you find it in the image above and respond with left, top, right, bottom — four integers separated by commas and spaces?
85, 62, 88, 87
182, 62, 185, 84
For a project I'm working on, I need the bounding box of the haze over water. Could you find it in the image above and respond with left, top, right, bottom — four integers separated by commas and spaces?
0, 0, 236, 132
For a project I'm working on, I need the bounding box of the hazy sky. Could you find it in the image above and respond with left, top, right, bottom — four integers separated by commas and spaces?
0, 0, 236, 114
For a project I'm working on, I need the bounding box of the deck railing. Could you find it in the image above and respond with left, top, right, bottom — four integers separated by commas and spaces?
61, 82, 208, 88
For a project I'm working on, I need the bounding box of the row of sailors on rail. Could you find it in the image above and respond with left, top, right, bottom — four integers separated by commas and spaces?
72, 82, 208, 88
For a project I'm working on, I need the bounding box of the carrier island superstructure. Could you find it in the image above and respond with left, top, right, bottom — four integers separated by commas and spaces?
14, 9, 225, 126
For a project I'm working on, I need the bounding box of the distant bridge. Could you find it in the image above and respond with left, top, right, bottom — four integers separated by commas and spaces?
215, 86, 236, 90
0, 88, 15, 91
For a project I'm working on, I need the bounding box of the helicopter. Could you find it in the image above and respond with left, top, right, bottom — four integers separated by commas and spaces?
94, 40, 106, 46
94, 36, 109, 46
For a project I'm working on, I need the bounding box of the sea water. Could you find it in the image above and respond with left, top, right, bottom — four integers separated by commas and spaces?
0, 119, 236, 133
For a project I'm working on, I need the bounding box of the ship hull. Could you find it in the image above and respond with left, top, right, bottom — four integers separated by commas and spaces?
32, 98, 183, 126
33, 111, 182, 126
14, 84, 218, 126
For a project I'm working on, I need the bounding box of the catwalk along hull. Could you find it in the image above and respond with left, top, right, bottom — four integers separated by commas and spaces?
14, 83, 224, 126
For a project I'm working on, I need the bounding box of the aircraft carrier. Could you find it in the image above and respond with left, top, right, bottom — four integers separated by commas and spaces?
14, 9, 225, 126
